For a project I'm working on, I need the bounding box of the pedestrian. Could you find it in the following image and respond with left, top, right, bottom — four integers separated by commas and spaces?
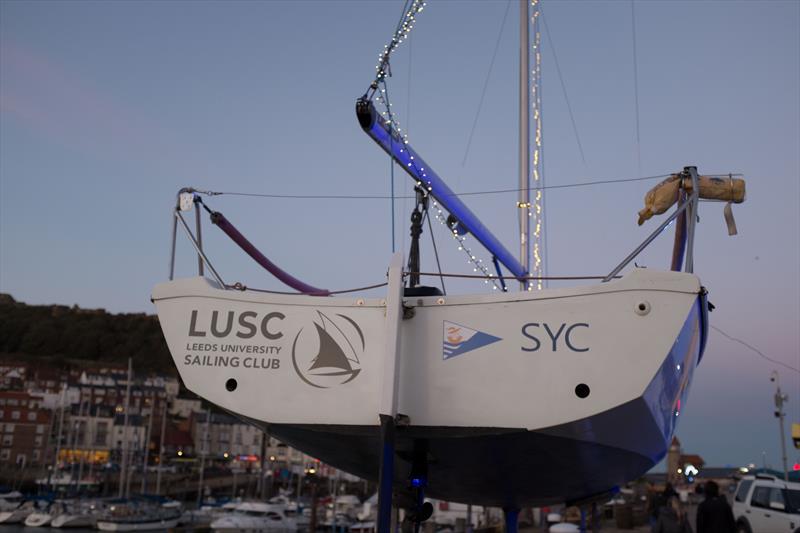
655, 496, 693, 533
650, 482, 679, 531
696, 480, 735, 533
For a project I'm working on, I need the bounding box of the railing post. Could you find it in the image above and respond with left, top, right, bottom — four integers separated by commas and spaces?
684, 166, 700, 273
194, 195, 205, 277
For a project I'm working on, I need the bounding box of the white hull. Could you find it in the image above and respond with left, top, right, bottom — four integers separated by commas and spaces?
154, 268, 707, 506
24, 512, 53, 527
96, 517, 180, 531
0, 508, 32, 524
211, 517, 297, 532
51, 513, 98, 528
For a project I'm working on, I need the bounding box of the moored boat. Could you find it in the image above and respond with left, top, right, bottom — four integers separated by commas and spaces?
0, 490, 23, 512
210, 501, 299, 533
0, 498, 49, 524
95, 498, 182, 532
51, 499, 103, 528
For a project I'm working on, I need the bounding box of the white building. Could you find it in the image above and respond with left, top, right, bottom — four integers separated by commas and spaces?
193, 412, 263, 459
170, 397, 203, 419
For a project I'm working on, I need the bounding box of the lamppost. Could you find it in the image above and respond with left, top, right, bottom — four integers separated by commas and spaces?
770, 371, 789, 481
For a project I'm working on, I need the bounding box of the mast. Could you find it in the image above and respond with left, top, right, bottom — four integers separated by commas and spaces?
520, 0, 545, 291
155, 401, 167, 494
118, 357, 132, 498
140, 403, 153, 493
518, 0, 531, 291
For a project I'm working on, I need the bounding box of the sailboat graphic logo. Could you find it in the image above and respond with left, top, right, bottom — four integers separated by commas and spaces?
291, 311, 364, 388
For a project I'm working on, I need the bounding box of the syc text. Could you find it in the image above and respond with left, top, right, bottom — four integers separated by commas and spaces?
521, 322, 589, 352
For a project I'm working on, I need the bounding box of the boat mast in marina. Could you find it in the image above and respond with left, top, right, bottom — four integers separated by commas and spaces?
518, 0, 530, 291
155, 401, 167, 495
118, 357, 132, 498
519, 0, 545, 291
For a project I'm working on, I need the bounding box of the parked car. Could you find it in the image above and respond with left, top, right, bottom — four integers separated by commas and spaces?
733, 474, 800, 533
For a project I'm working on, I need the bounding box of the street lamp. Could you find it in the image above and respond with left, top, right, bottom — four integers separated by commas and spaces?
770, 371, 789, 481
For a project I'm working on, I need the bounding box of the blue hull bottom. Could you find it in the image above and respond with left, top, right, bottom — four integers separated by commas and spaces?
249, 297, 705, 507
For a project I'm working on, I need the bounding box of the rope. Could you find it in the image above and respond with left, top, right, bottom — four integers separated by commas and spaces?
424, 210, 447, 295
199, 173, 677, 200
461, 0, 512, 167
227, 281, 389, 296
541, 10, 586, 166
631, 0, 642, 175
711, 325, 800, 374
411, 271, 620, 281
388, 81, 397, 253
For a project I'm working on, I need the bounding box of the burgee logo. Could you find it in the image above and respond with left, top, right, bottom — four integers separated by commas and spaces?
443, 321, 501, 360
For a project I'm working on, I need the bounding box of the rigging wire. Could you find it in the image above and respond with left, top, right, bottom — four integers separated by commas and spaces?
424, 209, 447, 295
461, 0, 512, 167
538, 2, 549, 289
402, 31, 414, 256
711, 325, 800, 374
200, 173, 680, 200
540, 9, 587, 166
631, 0, 642, 175
384, 79, 397, 253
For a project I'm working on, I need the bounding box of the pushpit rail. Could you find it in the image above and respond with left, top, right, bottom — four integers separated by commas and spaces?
168, 167, 707, 297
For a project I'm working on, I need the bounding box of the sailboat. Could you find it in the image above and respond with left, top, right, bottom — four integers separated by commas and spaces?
152, 0, 746, 527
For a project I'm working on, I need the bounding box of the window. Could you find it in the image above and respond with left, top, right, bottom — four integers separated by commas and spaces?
0, 409, 4, 418
735, 480, 753, 503
786, 489, 800, 514
2, 435, 12, 446
4, 424, 13, 433
0, 399, 5, 405
96, 422, 108, 446
750, 485, 771, 509
27, 411, 36, 421
769, 488, 786, 511
34, 436, 43, 447
36, 425, 44, 435
7, 399, 18, 406
11, 411, 20, 420
32, 450, 40, 461
0, 449, 9, 461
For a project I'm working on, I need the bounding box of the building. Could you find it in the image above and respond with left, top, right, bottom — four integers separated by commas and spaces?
0, 361, 27, 390
170, 396, 203, 419
56, 404, 115, 465
192, 412, 264, 461
0, 391, 52, 467
111, 414, 147, 465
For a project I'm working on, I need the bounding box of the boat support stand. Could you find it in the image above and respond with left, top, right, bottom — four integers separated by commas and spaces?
503, 507, 520, 533
377, 253, 404, 533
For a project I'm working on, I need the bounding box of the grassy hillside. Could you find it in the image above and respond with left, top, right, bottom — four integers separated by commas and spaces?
0, 294, 176, 375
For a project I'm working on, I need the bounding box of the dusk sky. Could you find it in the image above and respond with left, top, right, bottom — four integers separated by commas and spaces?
1, 0, 798, 473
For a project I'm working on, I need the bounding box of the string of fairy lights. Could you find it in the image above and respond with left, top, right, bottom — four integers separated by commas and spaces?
373, 0, 425, 88
370, 0, 503, 290
522, 0, 545, 291
370, 0, 550, 292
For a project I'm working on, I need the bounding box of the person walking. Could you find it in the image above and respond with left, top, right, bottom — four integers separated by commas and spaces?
696, 480, 735, 533
654, 496, 693, 533
650, 482, 680, 531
